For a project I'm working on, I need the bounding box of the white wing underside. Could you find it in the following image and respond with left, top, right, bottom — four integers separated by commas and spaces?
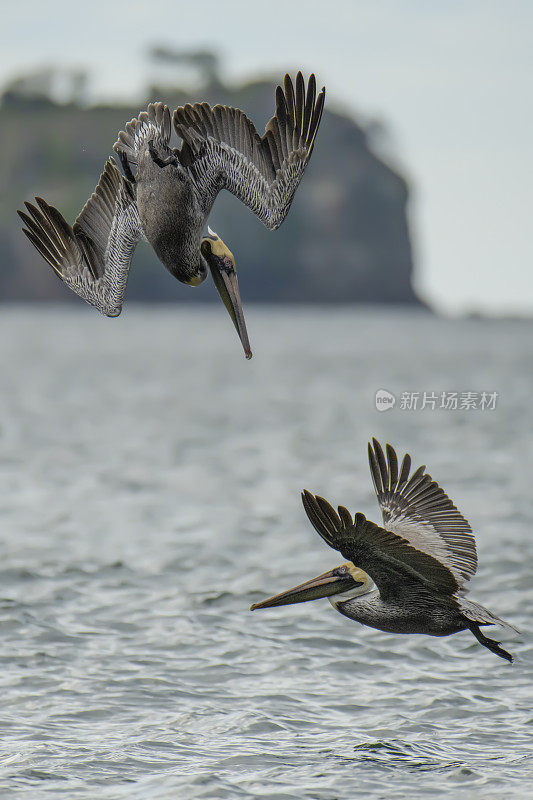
384, 514, 468, 587
368, 440, 478, 589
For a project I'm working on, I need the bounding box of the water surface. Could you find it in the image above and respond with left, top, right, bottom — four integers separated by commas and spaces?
0, 306, 531, 798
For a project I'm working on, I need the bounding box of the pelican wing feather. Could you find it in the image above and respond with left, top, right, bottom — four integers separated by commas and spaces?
18, 158, 143, 316
173, 72, 325, 228
114, 101, 172, 167
367, 439, 478, 587
458, 597, 519, 633
301, 490, 459, 602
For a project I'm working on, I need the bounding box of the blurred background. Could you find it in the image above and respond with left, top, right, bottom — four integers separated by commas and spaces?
1, 0, 531, 314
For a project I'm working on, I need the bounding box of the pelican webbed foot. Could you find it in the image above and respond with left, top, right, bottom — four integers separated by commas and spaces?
467, 621, 513, 663
148, 139, 179, 169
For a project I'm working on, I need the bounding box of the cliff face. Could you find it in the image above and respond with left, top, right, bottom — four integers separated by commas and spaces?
1, 78, 420, 305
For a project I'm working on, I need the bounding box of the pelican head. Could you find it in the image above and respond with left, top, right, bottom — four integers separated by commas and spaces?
250, 562, 372, 610
200, 227, 251, 359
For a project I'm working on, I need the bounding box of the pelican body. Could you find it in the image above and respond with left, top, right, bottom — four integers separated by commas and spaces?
252, 440, 516, 662
18, 72, 325, 358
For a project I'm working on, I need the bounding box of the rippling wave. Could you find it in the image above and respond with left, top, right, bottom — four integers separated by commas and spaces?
0, 306, 531, 798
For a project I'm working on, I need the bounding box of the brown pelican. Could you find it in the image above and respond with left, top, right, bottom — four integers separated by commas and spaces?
251, 439, 516, 662
17, 72, 325, 358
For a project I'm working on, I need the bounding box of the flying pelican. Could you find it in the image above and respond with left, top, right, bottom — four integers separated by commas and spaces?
17, 72, 325, 358
251, 439, 516, 662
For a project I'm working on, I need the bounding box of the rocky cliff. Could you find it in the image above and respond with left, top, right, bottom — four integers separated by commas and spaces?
0, 74, 420, 306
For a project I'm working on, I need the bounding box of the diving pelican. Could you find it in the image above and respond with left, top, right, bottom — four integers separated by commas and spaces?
251, 439, 516, 662
17, 72, 325, 358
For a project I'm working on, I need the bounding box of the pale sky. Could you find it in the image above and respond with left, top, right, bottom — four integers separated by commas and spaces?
3, 0, 532, 314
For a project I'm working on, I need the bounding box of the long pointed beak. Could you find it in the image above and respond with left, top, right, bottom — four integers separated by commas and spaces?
250, 567, 359, 610
208, 256, 252, 359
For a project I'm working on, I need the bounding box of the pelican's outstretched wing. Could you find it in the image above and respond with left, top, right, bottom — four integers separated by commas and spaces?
18, 158, 143, 317
173, 72, 325, 229
301, 490, 460, 603
367, 440, 477, 588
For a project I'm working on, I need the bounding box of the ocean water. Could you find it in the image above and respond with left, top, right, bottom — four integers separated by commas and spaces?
0, 305, 531, 799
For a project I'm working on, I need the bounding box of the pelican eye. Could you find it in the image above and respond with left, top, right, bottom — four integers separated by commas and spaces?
336, 566, 348, 576
219, 256, 235, 274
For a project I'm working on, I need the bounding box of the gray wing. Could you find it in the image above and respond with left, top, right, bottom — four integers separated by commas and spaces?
18, 158, 143, 317
113, 101, 172, 168
172, 72, 325, 229
301, 490, 460, 603
367, 439, 478, 588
